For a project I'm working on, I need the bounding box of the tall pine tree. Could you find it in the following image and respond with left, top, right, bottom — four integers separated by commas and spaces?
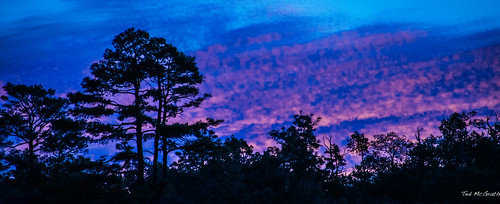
69, 28, 152, 184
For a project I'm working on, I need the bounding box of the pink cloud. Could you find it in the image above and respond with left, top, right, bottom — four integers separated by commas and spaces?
181, 30, 500, 151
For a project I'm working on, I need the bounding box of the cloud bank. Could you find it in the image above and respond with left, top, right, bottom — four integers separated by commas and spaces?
182, 26, 500, 149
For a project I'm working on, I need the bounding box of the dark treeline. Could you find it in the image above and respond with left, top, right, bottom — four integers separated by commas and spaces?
1, 28, 500, 204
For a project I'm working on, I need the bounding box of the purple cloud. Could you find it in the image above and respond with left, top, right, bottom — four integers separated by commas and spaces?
178, 28, 500, 151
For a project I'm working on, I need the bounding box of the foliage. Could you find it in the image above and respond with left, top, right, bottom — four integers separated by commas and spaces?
68, 28, 211, 185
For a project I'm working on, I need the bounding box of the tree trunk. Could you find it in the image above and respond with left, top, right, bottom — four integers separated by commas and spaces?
162, 106, 168, 180
28, 138, 35, 182
162, 136, 168, 180
135, 84, 145, 184
153, 82, 162, 183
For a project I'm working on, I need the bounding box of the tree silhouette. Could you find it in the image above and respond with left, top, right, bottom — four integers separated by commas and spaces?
437, 112, 476, 169
69, 28, 212, 186
269, 112, 324, 203
0, 83, 73, 182
270, 113, 322, 175
472, 111, 500, 144
371, 132, 414, 171
347, 131, 369, 162
69, 28, 153, 184
170, 121, 225, 173
0, 83, 103, 203
146, 37, 210, 182
346, 131, 371, 182
323, 134, 345, 180
408, 134, 440, 172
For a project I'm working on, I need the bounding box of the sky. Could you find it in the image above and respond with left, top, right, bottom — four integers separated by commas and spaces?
1, 0, 500, 157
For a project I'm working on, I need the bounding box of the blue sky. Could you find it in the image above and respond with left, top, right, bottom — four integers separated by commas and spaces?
1, 0, 499, 93
1, 0, 500, 155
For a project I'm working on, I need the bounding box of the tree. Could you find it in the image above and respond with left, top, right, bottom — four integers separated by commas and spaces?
270, 112, 322, 176
146, 37, 210, 182
269, 112, 323, 203
346, 131, 371, 182
371, 132, 413, 171
346, 131, 369, 162
0, 83, 71, 181
323, 134, 345, 180
69, 28, 155, 184
408, 134, 440, 171
42, 118, 89, 160
170, 121, 225, 173
68, 29, 169, 200
69, 28, 212, 185
166, 133, 255, 203
241, 146, 290, 203
472, 111, 500, 144
438, 112, 475, 168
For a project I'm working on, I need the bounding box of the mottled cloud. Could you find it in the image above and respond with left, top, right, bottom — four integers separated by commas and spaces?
181, 27, 500, 150
2, 0, 500, 156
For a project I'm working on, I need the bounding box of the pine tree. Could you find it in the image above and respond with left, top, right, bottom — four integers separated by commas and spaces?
68, 28, 152, 184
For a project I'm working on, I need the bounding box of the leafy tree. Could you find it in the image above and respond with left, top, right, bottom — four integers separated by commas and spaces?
437, 112, 476, 168
472, 111, 500, 144
346, 131, 369, 162
166, 134, 256, 203
371, 132, 414, 171
244, 147, 290, 203
408, 134, 440, 172
346, 131, 371, 182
